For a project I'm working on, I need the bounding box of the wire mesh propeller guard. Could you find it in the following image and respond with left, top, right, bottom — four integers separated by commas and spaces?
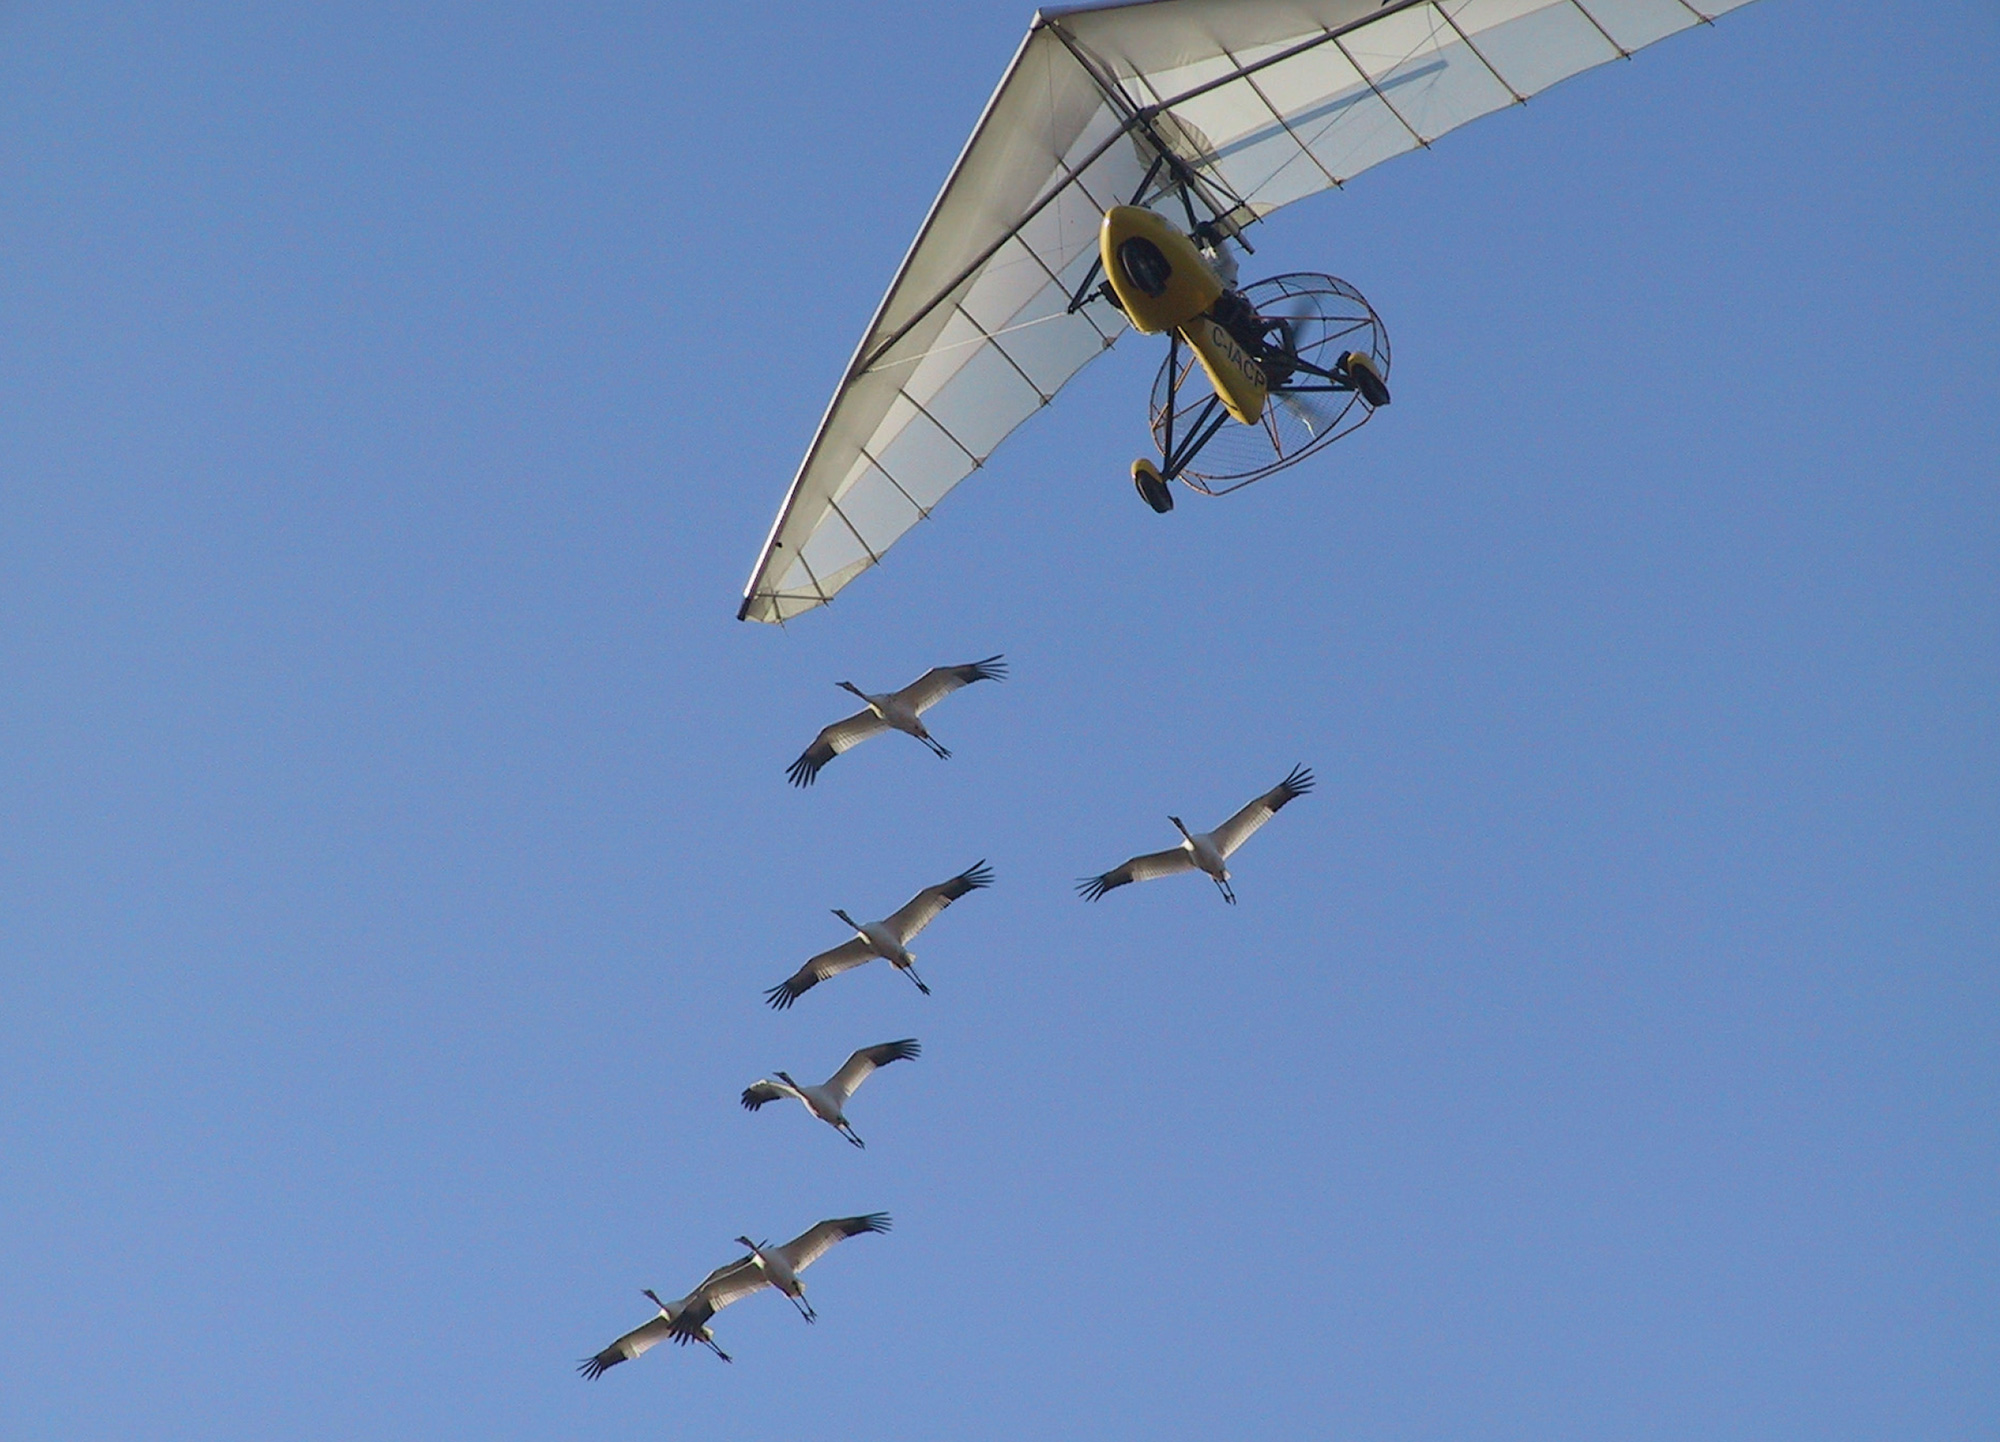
1149, 273, 1389, 494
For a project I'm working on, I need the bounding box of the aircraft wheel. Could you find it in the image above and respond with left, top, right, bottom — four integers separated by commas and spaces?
1132, 458, 1174, 513
1339, 351, 1392, 408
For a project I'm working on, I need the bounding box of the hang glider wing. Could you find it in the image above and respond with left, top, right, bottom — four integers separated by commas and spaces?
740, 0, 1758, 622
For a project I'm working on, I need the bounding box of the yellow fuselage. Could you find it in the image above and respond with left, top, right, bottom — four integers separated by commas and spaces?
1099, 206, 1268, 426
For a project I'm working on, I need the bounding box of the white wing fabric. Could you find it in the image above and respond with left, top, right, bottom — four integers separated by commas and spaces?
741, 0, 1757, 622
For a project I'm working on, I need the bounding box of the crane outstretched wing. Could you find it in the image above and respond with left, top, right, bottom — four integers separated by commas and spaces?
765, 937, 877, 1010
885, 861, 994, 943
1210, 765, 1316, 858
578, 1310, 674, 1378
742, 0, 1760, 622
1077, 847, 1197, 901
669, 1257, 770, 1343
895, 655, 1008, 714
781, 1212, 893, 1273
828, 1039, 922, 1103
740, 1080, 794, 1111
788, 708, 892, 786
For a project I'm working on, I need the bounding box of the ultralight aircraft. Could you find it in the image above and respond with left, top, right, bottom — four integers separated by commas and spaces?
739, 0, 1760, 623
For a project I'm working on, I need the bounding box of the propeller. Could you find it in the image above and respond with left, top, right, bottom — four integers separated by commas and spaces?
1263, 295, 1337, 439
1147, 271, 1387, 489
1267, 296, 1315, 364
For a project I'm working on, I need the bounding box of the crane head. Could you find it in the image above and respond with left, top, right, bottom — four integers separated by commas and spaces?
1168, 815, 1193, 841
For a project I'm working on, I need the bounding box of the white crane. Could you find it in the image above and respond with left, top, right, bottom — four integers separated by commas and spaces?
1078, 765, 1314, 905
742, 1039, 921, 1148
578, 1284, 732, 1378
766, 862, 992, 1008
787, 655, 1006, 785
669, 1214, 892, 1335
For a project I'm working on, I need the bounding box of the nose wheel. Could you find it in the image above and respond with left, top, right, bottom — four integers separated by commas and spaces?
1132, 458, 1175, 513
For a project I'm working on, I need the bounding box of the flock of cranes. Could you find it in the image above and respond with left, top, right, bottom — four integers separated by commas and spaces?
582, 1215, 894, 1374
582, 655, 1314, 1378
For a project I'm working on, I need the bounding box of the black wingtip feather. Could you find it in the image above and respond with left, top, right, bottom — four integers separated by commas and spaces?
846, 1211, 892, 1235
764, 981, 799, 1011
965, 654, 1007, 683
860, 1038, 922, 1067
741, 1089, 767, 1110
786, 754, 821, 787
1280, 764, 1315, 797
667, 1304, 718, 1343
959, 860, 994, 890
578, 1353, 619, 1380
1076, 874, 1116, 901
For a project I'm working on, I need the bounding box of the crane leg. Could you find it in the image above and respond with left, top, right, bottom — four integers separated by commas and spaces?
900, 964, 932, 997
790, 1292, 817, 1324
841, 1123, 867, 1149
1214, 875, 1236, 905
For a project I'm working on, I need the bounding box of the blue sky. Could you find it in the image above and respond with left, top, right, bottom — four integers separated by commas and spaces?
1, 2, 1995, 1438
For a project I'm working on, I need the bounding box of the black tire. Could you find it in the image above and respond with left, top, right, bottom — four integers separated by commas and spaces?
1341, 351, 1392, 408
1134, 467, 1175, 513
1117, 237, 1172, 297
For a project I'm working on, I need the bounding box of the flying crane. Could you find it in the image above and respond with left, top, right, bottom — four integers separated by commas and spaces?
669, 1214, 893, 1335
578, 1285, 733, 1378
1080, 765, 1315, 904
766, 862, 993, 1008
742, 1038, 923, 1148
787, 656, 1007, 786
